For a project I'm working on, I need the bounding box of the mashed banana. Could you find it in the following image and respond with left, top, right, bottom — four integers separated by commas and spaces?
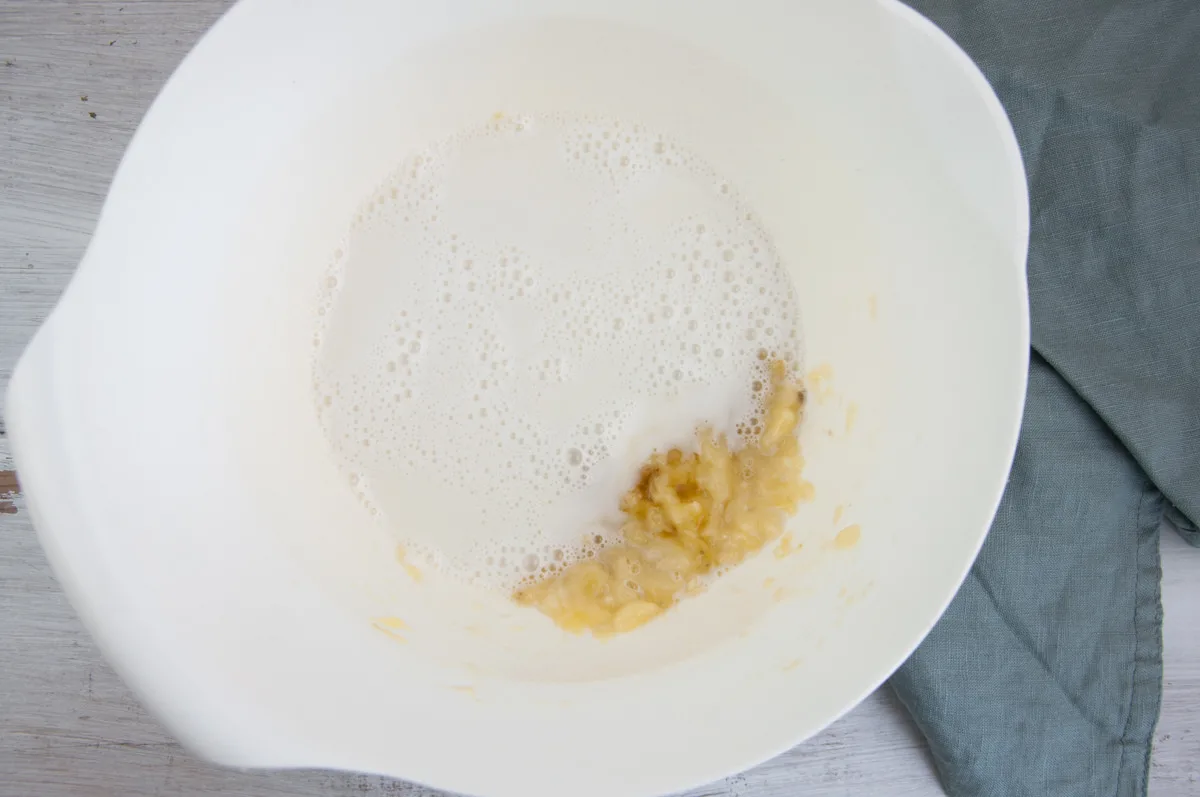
514, 360, 811, 635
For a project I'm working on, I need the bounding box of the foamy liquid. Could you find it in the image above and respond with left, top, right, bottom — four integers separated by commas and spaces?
311, 113, 802, 590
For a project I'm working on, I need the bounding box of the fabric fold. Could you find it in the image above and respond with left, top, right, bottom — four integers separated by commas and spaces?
892, 355, 1165, 796
893, 3, 1198, 794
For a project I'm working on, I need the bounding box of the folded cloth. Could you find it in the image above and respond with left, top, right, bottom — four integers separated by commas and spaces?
891, 2, 1200, 795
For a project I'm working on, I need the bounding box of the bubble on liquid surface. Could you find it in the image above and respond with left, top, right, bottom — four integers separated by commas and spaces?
310, 113, 803, 591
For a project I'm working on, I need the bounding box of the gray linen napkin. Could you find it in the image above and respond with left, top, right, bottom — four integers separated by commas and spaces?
890, 2, 1200, 795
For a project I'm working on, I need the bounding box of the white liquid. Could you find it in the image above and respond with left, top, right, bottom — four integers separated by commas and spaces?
311, 114, 802, 590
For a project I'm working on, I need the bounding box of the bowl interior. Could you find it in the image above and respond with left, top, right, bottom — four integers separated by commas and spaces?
11, 2, 1028, 796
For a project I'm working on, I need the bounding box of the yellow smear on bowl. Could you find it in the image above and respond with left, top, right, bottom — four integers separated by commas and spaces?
395, 544, 424, 582
834, 524, 862, 550
371, 616, 409, 643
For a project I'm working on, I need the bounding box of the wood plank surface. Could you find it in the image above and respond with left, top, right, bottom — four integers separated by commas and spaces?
1, 3, 1196, 795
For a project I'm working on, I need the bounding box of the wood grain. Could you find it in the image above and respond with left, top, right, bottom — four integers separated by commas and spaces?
0, 3, 1196, 796
0, 471, 18, 514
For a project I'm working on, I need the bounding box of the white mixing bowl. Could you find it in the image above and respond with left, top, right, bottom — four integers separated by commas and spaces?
6, 1, 1028, 795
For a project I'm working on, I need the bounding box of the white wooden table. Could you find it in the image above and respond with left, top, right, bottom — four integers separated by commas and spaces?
0, 3, 1196, 795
